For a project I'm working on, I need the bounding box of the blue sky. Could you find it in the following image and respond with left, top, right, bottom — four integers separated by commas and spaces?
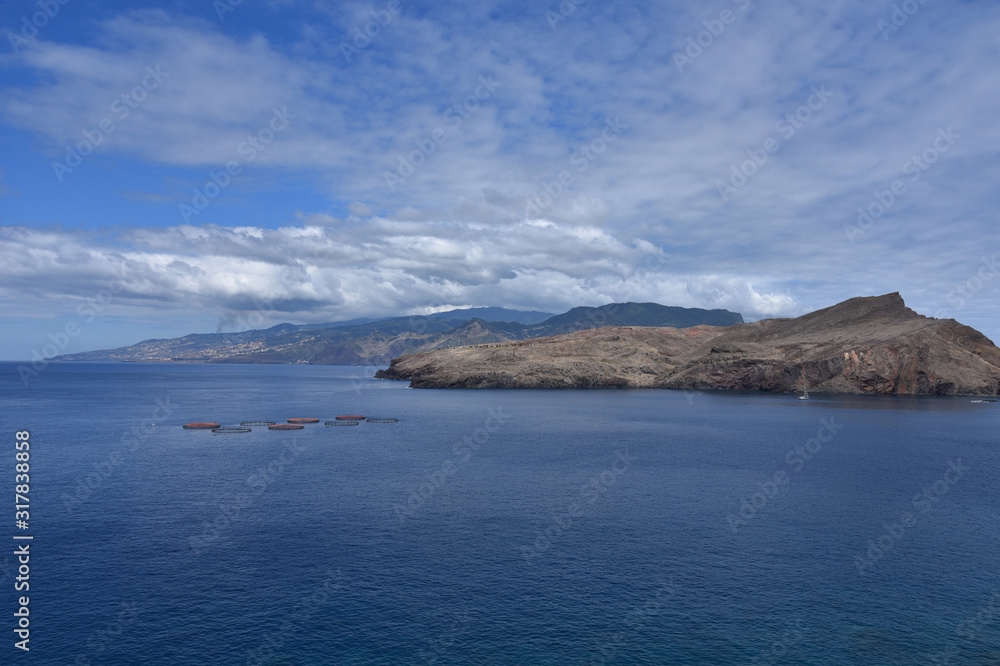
2, 0, 999, 360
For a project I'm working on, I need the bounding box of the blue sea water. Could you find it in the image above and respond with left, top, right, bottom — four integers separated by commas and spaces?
2, 362, 999, 665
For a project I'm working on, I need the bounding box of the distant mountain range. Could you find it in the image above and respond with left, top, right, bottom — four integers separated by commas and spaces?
55, 303, 744, 365
375, 293, 1000, 396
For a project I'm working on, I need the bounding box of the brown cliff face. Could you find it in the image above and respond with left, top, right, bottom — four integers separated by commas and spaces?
375, 293, 1000, 395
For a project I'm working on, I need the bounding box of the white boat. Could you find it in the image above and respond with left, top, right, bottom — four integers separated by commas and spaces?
798, 386, 809, 400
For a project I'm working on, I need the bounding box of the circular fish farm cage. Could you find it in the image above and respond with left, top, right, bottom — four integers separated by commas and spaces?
287, 418, 320, 424
335, 415, 366, 421
269, 424, 305, 430
183, 423, 220, 430
240, 420, 276, 426
366, 418, 399, 424
325, 420, 359, 426
212, 427, 252, 434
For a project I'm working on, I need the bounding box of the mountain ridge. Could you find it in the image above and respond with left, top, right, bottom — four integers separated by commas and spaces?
54, 302, 742, 365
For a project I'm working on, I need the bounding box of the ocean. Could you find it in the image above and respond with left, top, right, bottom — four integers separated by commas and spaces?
3, 362, 999, 664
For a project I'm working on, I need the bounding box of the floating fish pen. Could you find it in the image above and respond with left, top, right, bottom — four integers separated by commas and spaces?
335, 415, 366, 421
240, 420, 276, 426
212, 427, 252, 434
325, 420, 359, 426
287, 418, 320, 424
269, 424, 305, 430
366, 418, 398, 423
183, 423, 220, 430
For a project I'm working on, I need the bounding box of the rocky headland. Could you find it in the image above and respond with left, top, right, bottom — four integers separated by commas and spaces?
374, 293, 1000, 395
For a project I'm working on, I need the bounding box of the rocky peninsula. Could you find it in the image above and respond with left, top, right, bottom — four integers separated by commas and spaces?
375, 293, 1000, 395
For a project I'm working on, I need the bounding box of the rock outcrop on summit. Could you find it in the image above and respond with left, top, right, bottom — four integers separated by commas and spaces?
375, 293, 1000, 395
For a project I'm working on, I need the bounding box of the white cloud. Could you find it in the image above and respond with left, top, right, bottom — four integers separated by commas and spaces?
0, 218, 800, 323
2, 1, 1000, 346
